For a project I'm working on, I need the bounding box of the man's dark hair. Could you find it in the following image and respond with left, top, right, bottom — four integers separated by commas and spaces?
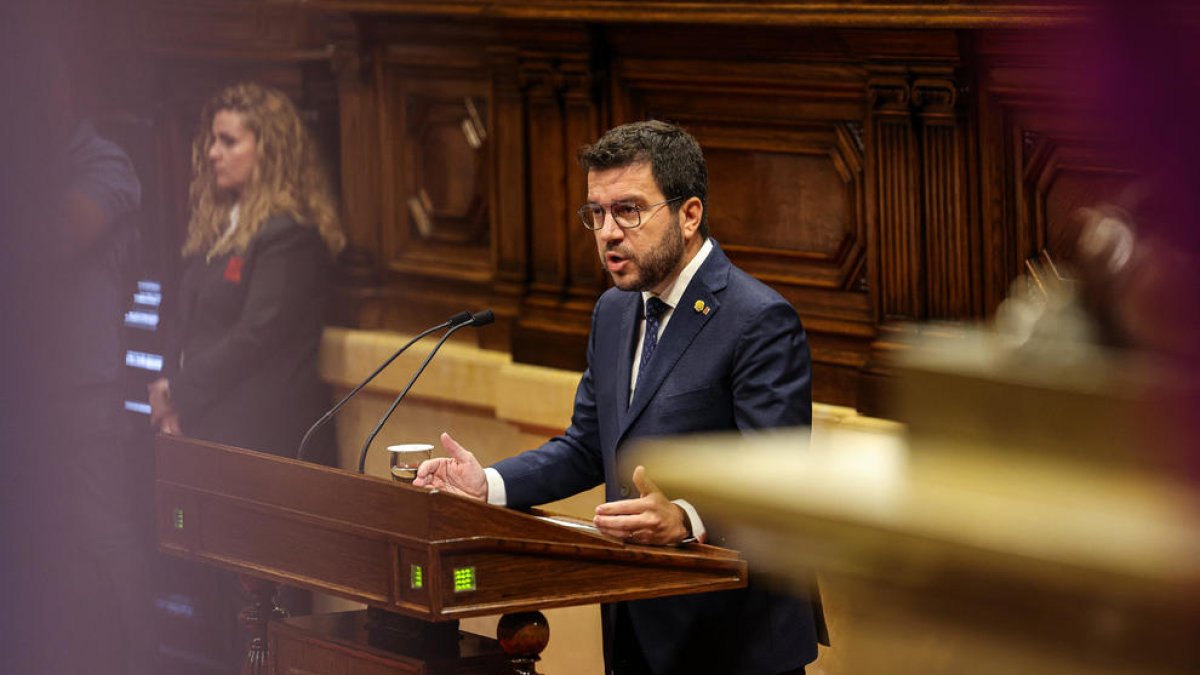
579, 120, 709, 238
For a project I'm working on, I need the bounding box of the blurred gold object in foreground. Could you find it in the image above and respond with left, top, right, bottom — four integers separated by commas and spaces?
636, 329, 1200, 675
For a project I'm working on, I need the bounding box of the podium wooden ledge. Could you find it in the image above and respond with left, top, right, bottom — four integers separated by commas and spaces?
154, 434, 748, 622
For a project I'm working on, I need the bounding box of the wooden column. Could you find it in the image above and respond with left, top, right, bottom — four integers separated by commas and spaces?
914, 74, 977, 319
487, 44, 528, 352
867, 69, 924, 323
511, 32, 601, 370
329, 13, 381, 289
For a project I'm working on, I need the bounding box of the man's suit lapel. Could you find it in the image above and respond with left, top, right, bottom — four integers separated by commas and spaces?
619, 241, 731, 439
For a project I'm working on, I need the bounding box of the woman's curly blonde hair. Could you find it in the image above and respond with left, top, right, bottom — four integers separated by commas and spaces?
182, 83, 345, 258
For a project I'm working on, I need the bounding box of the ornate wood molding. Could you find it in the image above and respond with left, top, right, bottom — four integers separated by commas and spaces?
308, 0, 1088, 28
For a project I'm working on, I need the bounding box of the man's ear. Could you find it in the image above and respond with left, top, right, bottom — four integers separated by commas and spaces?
679, 196, 703, 239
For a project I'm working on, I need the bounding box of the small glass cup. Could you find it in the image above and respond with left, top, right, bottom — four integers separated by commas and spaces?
387, 443, 434, 483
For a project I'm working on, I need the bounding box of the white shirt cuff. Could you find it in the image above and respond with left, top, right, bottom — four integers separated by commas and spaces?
483, 467, 507, 506
672, 498, 706, 544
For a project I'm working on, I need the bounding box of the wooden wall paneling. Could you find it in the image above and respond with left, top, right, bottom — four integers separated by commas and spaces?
1022, 135, 1139, 269
366, 22, 499, 336
485, 44, 528, 353
606, 31, 874, 405
978, 32, 1065, 302
703, 122, 872, 407
510, 28, 603, 371
860, 52, 971, 415
976, 30, 1139, 305
327, 13, 381, 294
112, 4, 1107, 417
132, 1, 314, 56
379, 61, 491, 276
521, 56, 572, 297
563, 55, 606, 302
975, 33, 1034, 312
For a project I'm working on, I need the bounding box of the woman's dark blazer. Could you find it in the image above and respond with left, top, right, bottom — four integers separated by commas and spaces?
166, 214, 333, 462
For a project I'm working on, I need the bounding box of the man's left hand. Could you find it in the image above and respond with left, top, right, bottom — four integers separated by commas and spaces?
594, 465, 689, 545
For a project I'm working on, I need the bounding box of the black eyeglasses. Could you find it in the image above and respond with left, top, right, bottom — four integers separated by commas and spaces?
578, 197, 683, 231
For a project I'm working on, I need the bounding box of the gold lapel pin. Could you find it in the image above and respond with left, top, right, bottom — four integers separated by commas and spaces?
694, 299, 710, 315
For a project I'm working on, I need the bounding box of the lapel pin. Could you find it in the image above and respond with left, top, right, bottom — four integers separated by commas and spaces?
693, 299, 710, 315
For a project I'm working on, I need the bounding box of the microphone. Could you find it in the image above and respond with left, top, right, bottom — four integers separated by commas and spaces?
296, 310, 475, 461
467, 309, 495, 327
355, 309, 494, 473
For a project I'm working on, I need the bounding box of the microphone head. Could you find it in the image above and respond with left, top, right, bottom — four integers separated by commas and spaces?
447, 310, 473, 327
470, 309, 495, 327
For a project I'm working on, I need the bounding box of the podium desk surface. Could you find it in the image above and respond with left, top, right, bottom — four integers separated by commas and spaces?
155, 434, 747, 621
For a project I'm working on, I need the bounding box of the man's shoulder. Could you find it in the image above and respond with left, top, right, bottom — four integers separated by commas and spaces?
722, 260, 792, 310
594, 285, 636, 313
67, 120, 141, 217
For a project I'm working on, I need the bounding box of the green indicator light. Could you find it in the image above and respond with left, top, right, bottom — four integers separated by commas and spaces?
410, 564, 424, 590
453, 566, 476, 593
173, 508, 185, 530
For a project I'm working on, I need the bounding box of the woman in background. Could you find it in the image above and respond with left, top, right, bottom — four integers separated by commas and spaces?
149, 82, 343, 463
148, 82, 344, 673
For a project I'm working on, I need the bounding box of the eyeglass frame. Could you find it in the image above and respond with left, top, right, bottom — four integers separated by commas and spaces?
577, 196, 684, 231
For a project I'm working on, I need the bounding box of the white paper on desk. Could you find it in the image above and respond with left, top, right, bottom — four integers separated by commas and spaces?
536, 515, 602, 535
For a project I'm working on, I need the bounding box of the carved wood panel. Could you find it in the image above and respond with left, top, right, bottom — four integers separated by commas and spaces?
977, 31, 1139, 305
606, 36, 876, 405
1023, 135, 1138, 267
333, 22, 511, 341
509, 27, 607, 369
867, 66, 973, 324
379, 65, 491, 280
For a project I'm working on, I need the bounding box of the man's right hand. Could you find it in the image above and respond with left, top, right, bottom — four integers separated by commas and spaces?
412, 432, 488, 501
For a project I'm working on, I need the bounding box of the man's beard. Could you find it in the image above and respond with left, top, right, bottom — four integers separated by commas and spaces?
608, 215, 685, 292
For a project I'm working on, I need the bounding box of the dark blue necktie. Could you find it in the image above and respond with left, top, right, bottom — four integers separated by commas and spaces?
636, 297, 669, 391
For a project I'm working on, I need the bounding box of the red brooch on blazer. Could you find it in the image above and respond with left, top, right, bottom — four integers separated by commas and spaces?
223, 256, 244, 284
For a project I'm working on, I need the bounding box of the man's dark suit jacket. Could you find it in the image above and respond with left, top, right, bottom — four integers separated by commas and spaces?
166, 214, 334, 462
493, 240, 825, 675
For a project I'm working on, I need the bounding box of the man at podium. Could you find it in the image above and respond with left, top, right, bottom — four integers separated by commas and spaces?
415, 120, 826, 675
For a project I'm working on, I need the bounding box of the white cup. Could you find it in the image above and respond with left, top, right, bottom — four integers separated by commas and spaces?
387, 443, 434, 482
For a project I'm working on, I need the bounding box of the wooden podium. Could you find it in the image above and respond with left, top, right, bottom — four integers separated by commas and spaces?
154, 435, 748, 674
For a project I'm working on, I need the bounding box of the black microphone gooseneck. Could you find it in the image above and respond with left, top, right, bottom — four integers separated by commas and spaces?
355, 309, 494, 474
296, 311, 472, 461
